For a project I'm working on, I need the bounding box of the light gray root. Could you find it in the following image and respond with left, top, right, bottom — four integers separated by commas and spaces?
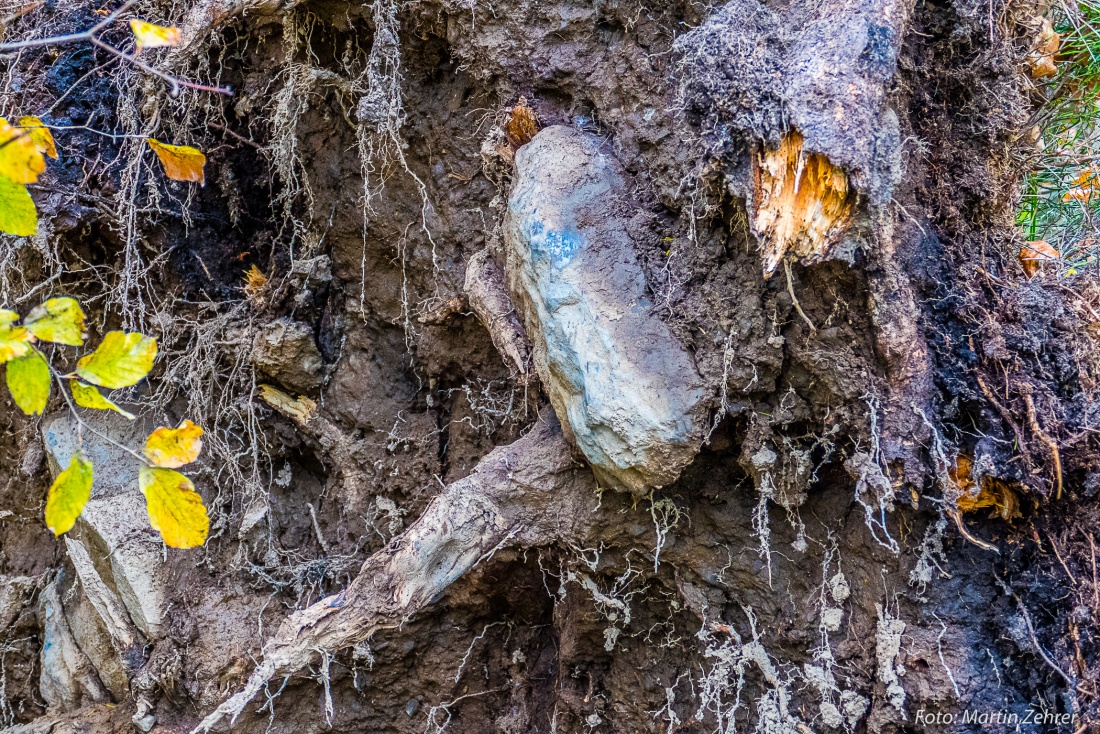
463, 249, 534, 383
192, 411, 597, 733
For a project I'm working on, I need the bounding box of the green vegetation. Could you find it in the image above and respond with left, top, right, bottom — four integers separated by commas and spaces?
1018, 0, 1100, 273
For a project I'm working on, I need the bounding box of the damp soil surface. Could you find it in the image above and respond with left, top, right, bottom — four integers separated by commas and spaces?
3, 0, 1100, 732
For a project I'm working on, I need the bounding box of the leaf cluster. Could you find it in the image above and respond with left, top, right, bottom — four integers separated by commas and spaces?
0, 296, 209, 548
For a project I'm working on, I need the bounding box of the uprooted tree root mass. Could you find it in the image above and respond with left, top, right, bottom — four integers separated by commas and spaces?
5, 0, 1100, 731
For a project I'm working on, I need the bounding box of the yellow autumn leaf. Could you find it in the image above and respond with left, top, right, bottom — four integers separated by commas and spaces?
1037, 17, 1061, 55
0, 175, 37, 236
44, 452, 93, 536
0, 310, 18, 326
0, 320, 30, 363
129, 19, 181, 51
7, 347, 50, 415
0, 117, 45, 184
146, 139, 205, 185
143, 419, 203, 468
1063, 187, 1093, 203
75, 331, 157, 389
17, 117, 57, 159
139, 466, 209, 548
1072, 166, 1099, 187
70, 380, 135, 419
24, 297, 86, 346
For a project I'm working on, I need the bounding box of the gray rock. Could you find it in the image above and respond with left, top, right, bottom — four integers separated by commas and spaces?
290, 254, 333, 288
38, 575, 111, 711
504, 126, 707, 494
62, 575, 131, 700
252, 318, 324, 393
132, 712, 156, 732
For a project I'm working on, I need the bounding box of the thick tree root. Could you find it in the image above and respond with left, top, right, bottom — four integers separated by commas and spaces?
192, 411, 597, 733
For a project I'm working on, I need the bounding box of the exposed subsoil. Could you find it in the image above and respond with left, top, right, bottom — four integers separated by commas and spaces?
4, 0, 1100, 731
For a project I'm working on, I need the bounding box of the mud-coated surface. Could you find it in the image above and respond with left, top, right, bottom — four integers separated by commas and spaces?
2, 0, 1100, 731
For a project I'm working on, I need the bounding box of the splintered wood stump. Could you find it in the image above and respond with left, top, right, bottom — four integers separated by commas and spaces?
752, 130, 855, 278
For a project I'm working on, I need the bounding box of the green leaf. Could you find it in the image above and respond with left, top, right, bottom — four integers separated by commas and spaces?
75, 331, 157, 389
24, 297, 86, 346
0, 175, 37, 237
70, 380, 135, 419
45, 451, 93, 536
138, 466, 209, 548
0, 119, 44, 185
7, 347, 50, 414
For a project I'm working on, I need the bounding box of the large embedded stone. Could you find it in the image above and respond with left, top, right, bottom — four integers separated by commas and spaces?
504, 125, 707, 494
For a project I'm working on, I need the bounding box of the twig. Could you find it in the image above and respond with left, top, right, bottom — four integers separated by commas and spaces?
0, 1, 43, 28
0, 0, 136, 50
1054, 282, 1100, 323
50, 366, 150, 467
1023, 390, 1063, 499
209, 121, 262, 150
28, 122, 148, 140
974, 368, 1030, 461
89, 37, 232, 97
307, 502, 330, 555
783, 260, 817, 335
1088, 531, 1099, 608
947, 509, 1000, 553
1049, 532, 1079, 586
994, 571, 1078, 689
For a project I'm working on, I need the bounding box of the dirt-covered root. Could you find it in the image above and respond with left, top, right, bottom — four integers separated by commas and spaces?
192, 411, 598, 733
170, 0, 297, 58
464, 249, 534, 384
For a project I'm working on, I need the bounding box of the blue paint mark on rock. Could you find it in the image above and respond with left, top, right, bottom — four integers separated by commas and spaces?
524, 218, 582, 270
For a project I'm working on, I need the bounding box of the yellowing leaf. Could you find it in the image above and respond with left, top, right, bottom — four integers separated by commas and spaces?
951, 454, 1021, 521
146, 139, 205, 185
24, 297, 86, 346
6, 347, 49, 414
504, 97, 539, 149
1020, 240, 1059, 277
0, 175, 37, 236
75, 331, 157, 389
0, 310, 18, 327
129, 19, 181, 51
70, 380, 135, 419
1029, 52, 1058, 78
0, 117, 45, 184
1072, 166, 1099, 187
44, 452, 93, 536
17, 117, 57, 159
139, 466, 209, 548
1036, 17, 1061, 55
0, 321, 30, 363
143, 419, 203, 468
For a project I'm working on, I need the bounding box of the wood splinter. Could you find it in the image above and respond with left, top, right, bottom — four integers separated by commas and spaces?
752, 130, 855, 278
